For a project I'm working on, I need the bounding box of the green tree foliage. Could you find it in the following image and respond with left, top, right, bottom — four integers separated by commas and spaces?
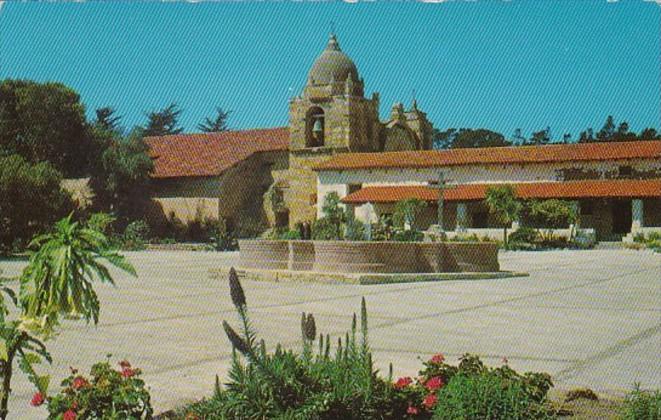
639, 127, 661, 140
484, 185, 522, 249
0, 155, 72, 253
527, 126, 552, 145
143, 103, 183, 136
313, 192, 345, 240
0, 216, 136, 419
0, 80, 90, 177
580, 116, 660, 143
433, 128, 510, 150
89, 129, 154, 225
511, 128, 526, 145
526, 199, 577, 230
94, 107, 123, 134
392, 198, 427, 230
198, 107, 231, 133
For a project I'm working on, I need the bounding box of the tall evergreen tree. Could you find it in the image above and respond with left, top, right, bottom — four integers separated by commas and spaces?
596, 115, 616, 141
143, 103, 183, 136
578, 128, 595, 143
528, 127, 552, 145
198, 107, 231, 132
94, 107, 122, 133
512, 128, 526, 145
639, 127, 661, 140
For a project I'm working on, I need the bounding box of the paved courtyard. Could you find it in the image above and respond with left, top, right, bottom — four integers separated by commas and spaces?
2, 249, 659, 417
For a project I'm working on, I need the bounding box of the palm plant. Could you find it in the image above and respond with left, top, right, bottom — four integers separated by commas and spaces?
485, 185, 522, 249
0, 215, 136, 419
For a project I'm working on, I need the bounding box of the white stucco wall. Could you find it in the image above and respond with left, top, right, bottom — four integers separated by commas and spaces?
315, 158, 661, 215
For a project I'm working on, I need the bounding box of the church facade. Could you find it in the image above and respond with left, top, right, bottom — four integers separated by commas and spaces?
145, 33, 661, 242
146, 33, 433, 233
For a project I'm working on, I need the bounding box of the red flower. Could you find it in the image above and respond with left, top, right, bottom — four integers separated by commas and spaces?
63, 409, 77, 420
30, 392, 45, 407
119, 360, 131, 369
394, 376, 413, 389
406, 405, 419, 415
425, 376, 444, 391
430, 353, 445, 364
72, 376, 88, 390
121, 367, 136, 378
422, 393, 438, 409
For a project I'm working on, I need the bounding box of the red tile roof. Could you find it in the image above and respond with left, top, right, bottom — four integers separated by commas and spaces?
145, 127, 289, 178
315, 140, 661, 171
341, 179, 661, 204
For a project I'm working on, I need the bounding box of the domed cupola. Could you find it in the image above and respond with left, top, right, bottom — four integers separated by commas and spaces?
304, 34, 364, 98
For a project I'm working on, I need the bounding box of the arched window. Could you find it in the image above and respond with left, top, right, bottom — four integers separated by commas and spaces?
305, 107, 325, 147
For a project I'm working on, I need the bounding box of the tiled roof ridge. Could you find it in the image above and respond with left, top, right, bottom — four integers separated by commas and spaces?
314, 139, 661, 171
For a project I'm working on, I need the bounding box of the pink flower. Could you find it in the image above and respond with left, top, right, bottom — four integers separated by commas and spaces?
30, 392, 45, 407
430, 353, 445, 364
394, 376, 413, 389
502, 356, 509, 365
425, 376, 444, 391
72, 376, 88, 390
406, 405, 419, 415
121, 367, 136, 378
63, 409, 77, 420
422, 393, 438, 409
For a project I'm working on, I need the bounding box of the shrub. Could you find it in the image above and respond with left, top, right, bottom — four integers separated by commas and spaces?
210, 218, 238, 251
0, 154, 73, 253
45, 359, 153, 419
312, 217, 342, 240
174, 270, 555, 420
122, 220, 150, 250
279, 229, 302, 240
621, 385, 661, 420
392, 229, 424, 242
508, 227, 539, 244
526, 199, 577, 230
370, 215, 394, 241
633, 232, 661, 253
565, 387, 598, 402
344, 218, 366, 241
393, 198, 427, 230
432, 372, 552, 419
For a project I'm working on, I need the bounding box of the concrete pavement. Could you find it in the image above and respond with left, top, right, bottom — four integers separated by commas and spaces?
1, 249, 659, 418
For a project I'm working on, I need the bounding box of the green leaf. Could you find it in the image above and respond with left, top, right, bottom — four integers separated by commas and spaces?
37, 375, 50, 394
23, 353, 41, 364
0, 340, 7, 361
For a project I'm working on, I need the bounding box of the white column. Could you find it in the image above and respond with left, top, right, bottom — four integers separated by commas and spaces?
632, 199, 644, 232
456, 202, 468, 231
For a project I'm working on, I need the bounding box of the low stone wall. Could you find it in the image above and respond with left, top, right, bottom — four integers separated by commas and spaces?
238, 240, 500, 274
313, 241, 422, 273
287, 240, 315, 271
442, 242, 499, 272
238, 240, 289, 270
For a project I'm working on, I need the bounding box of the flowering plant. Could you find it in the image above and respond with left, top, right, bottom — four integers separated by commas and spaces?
42, 358, 152, 419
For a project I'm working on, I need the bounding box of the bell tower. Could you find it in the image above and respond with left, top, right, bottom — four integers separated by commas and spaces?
289, 33, 381, 153
284, 33, 381, 226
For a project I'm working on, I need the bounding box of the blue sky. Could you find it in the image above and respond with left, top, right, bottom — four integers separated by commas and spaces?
1, 1, 659, 139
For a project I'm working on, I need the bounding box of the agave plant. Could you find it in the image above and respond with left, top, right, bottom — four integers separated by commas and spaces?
20, 214, 136, 331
